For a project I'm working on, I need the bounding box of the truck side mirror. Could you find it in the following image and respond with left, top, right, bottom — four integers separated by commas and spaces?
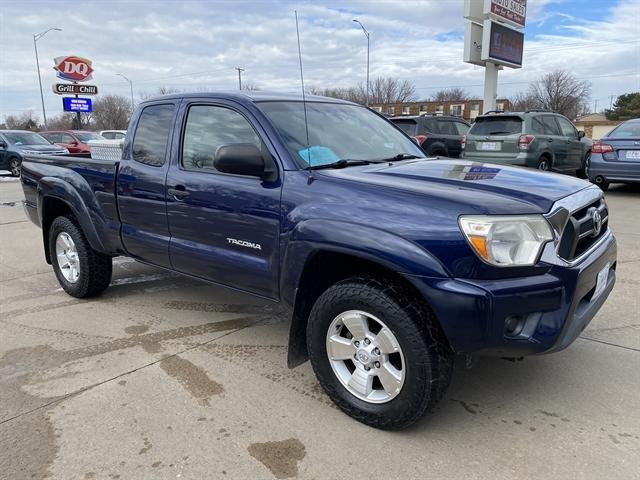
578, 130, 586, 139
0, 140, 7, 149
214, 143, 271, 179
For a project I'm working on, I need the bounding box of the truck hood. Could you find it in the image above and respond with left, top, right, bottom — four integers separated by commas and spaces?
320, 159, 591, 214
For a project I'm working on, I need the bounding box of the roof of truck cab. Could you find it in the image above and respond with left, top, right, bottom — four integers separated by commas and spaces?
140, 91, 358, 105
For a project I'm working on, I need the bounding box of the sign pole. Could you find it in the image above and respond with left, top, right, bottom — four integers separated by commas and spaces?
483, 62, 498, 113
73, 82, 81, 129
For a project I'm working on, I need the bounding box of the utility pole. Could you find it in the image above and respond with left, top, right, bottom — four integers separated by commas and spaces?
609, 95, 616, 110
353, 19, 370, 107
594, 99, 598, 113
117, 73, 135, 111
235, 67, 244, 90
33, 27, 62, 129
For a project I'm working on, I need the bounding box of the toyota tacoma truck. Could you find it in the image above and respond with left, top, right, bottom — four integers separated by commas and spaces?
20, 92, 616, 430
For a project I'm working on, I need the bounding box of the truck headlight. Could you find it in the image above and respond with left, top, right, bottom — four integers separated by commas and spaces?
459, 215, 554, 267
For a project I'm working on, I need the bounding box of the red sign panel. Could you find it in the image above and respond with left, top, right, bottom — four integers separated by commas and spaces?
53, 56, 94, 82
490, 0, 526, 28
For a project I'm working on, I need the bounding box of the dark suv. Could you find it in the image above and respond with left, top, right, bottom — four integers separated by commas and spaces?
463, 111, 592, 176
390, 115, 470, 158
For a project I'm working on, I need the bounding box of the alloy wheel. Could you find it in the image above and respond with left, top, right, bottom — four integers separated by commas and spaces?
326, 310, 405, 403
55, 232, 80, 283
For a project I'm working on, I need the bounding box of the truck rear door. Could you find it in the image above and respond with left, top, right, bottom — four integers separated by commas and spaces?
117, 101, 178, 268
165, 100, 282, 299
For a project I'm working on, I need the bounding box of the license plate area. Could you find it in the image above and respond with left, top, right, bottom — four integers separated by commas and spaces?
623, 150, 640, 161
592, 262, 610, 301
479, 142, 500, 151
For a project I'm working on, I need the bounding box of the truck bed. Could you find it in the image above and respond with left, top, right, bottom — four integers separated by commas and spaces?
21, 154, 123, 256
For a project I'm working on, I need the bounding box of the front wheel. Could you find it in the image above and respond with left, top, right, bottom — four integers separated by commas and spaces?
49, 216, 112, 298
307, 277, 453, 430
9, 157, 21, 177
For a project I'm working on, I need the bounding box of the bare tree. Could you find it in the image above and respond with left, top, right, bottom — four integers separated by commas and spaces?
310, 77, 416, 105
241, 83, 261, 91
529, 70, 591, 119
309, 86, 364, 104
4, 111, 40, 131
46, 113, 77, 130
510, 91, 541, 112
138, 86, 181, 101
91, 94, 133, 130
432, 87, 470, 102
368, 77, 417, 104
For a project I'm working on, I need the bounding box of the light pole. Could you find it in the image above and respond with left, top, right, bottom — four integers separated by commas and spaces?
33, 27, 62, 129
353, 19, 370, 107
235, 67, 244, 90
116, 73, 135, 110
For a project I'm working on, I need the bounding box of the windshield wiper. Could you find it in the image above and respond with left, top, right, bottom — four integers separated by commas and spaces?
308, 159, 383, 170
378, 153, 424, 162
488, 131, 511, 135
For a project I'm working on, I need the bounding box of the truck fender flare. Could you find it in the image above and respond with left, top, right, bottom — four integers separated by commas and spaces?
280, 219, 450, 368
37, 176, 108, 259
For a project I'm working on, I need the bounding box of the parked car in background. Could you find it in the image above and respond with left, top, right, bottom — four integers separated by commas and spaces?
99, 130, 127, 140
0, 130, 68, 176
390, 115, 470, 158
589, 118, 640, 190
40, 130, 104, 154
463, 111, 592, 176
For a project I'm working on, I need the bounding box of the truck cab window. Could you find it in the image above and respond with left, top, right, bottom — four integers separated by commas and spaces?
132, 104, 175, 166
181, 105, 261, 171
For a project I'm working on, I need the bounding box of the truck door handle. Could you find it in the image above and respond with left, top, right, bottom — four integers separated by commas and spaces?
547, 138, 553, 142
168, 186, 190, 200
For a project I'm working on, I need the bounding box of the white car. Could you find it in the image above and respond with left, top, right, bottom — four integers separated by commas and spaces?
99, 130, 127, 140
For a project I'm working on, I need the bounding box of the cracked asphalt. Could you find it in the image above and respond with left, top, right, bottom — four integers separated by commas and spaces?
1, 175, 638, 479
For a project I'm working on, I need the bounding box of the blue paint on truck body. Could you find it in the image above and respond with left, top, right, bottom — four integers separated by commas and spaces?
21, 92, 616, 363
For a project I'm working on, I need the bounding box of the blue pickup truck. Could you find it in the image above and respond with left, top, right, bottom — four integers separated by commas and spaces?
20, 92, 616, 429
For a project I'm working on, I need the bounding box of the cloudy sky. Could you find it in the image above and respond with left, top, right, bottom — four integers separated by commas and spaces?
1, 0, 639, 120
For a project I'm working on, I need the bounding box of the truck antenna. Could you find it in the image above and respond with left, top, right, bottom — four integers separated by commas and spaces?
294, 10, 313, 181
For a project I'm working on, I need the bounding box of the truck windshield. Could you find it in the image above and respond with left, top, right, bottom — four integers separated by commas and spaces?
257, 101, 425, 167
4, 132, 51, 146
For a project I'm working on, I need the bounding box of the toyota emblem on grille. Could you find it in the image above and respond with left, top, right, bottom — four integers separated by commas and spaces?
590, 208, 602, 237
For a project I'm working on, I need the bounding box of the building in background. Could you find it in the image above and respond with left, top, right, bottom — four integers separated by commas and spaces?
573, 113, 621, 140
370, 99, 512, 122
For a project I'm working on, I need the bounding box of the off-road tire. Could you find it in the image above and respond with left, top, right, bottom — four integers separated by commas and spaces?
49, 216, 112, 298
307, 276, 454, 430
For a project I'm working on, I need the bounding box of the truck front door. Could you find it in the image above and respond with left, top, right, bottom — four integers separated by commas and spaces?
165, 101, 282, 299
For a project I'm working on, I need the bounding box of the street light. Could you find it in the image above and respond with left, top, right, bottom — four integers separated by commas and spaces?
33, 27, 62, 130
116, 73, 135, 110
353, 19, 370, 107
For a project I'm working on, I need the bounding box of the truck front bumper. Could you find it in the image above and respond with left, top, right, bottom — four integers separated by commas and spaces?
406, 230, 617, 357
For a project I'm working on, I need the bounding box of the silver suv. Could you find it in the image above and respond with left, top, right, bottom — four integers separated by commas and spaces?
463, 111, 592, 177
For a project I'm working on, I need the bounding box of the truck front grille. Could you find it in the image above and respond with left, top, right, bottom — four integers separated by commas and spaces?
557, 198, 608, 262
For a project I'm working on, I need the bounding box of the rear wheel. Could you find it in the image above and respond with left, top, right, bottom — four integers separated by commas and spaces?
577, 152, 590, 179
307, 276, 453, 430
9, 157, 21, 177
593, 175, 610, 191
537, 156, 551, 171
49, 216, 112, 298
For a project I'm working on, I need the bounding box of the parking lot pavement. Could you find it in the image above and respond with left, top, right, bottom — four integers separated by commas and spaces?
1, 175, 638, 480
